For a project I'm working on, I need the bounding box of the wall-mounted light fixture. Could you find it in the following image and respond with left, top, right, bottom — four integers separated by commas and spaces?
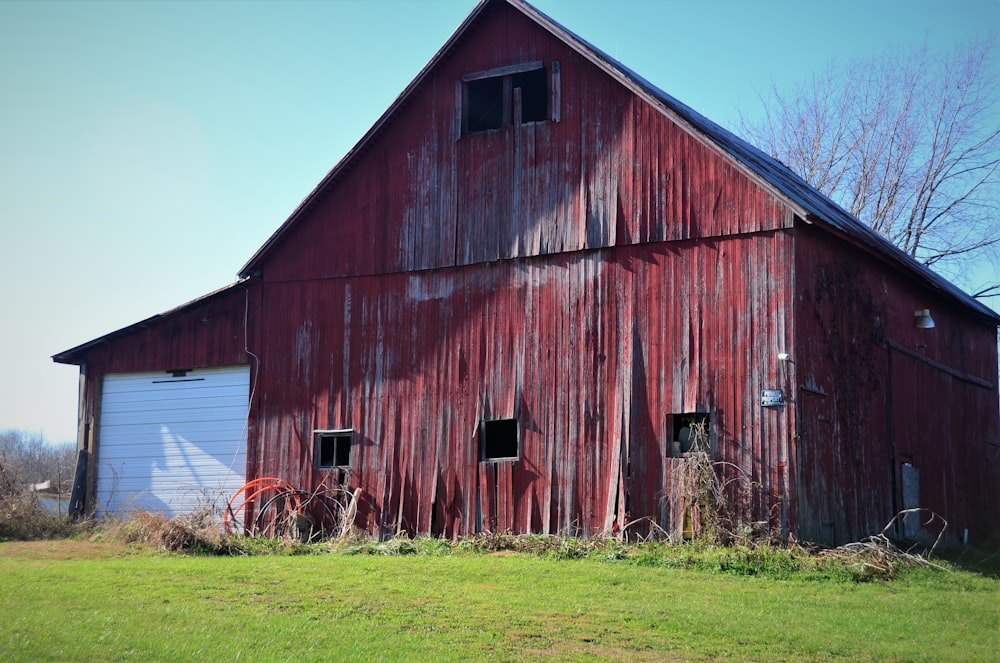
914, 309, 935, 329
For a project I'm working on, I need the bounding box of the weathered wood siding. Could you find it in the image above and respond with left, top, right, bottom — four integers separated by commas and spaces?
793, 224, 1000, 545
250, 231, 795, 537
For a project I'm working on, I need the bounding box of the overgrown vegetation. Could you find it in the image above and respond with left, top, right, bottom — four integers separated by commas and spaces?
0, 457, 80, 542
662, 418, 767, 545
32, 505, 993, 583
3, 459, 994, 584
8, 486, 985, 584
0, 429, 80, 541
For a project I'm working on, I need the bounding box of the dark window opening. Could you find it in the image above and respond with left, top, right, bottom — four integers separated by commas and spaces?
511, 68, 547, 123
466, 77, 504, 132
481, 418, 518, 461
463, 65, 548, 133
316, 430, 352, 469
670, 413, 710, 457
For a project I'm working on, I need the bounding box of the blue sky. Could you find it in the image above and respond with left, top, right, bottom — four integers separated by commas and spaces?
1, 0, 998, 444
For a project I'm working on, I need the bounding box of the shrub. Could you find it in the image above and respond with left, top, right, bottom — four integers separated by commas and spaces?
0, 463, 80, 540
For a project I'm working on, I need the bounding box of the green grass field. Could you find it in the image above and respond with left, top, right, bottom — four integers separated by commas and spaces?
1, 539, 997, 662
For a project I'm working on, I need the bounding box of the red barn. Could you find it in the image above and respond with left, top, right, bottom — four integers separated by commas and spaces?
54, 0, 999, 546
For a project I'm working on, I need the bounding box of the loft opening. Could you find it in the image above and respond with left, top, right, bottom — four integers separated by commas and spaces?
480, 417, 519, 461
315, 429, 353, 469
669, 413, 710, 457
461, 61, 559, 134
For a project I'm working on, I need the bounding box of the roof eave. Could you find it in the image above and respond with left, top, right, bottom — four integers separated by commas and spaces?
52, 281, 249, 366
800, 213, 1000, 325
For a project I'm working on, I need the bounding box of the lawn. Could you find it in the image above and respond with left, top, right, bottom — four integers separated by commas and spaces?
1, 539, 997, 662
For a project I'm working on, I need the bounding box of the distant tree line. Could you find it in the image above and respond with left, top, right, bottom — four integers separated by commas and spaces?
0, 429, 77, 495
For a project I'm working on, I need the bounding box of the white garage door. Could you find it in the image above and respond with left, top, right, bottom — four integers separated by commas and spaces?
96, 365, 249, 517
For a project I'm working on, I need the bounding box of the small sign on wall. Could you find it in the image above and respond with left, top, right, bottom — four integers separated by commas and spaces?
761, 389, 785, 407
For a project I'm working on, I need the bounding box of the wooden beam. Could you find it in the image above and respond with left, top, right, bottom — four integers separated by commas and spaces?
886, 339, 994, 389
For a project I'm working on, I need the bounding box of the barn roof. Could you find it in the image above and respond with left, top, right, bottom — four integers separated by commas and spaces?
237, 0, 997, 323
51, 281, 246, 365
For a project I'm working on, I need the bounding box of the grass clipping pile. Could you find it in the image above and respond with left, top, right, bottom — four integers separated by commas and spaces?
109, 507, 232, 553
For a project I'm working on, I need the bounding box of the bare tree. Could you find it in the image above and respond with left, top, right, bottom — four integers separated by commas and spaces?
739, 38, 1000, 283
